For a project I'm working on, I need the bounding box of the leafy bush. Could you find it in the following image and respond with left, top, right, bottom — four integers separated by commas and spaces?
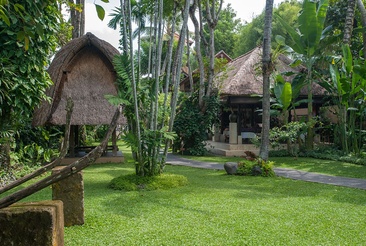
269, 149, 290, 157
236, 160, 254, 176
109, 173, 188, 191
258, 159, 276, 177
338, 156, 366, 165
173, 92, 220, 156
296, 145, 366, 165
269, 143, 366, 166
12, 143, 57, 167
236, 159, 275, 177
252, 122, 307, 156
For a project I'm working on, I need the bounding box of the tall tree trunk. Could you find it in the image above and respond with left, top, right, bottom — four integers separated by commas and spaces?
186, 27, 194, 95
340, 0, 356, 153
343, 0, 356, 44
164, 0, 191, 157
70, 0, 85, 38
357, 0, 366, 152
190, 0, 205, 107
151, 0, 164, 172
202, 0, 223, 111
357, 0, 366, 59
126, 0, 143, 175
306, 67, 314, 150
147, 18, 153, 76
259, 0, 274, 161
80, 0, 85, 36
153, 0, 164, 131
120, 0, 129, 55
161, 3, 177, 128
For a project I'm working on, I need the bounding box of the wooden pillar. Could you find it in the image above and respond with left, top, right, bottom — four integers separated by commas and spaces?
229, 123, 238, 144
251, 107, 255, 127
238, 105, 242, 135
112, 127, 118, 156
74, 125, 80, 147
69, 125, 76, 157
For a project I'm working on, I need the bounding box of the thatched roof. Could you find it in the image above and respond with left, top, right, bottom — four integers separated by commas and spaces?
180, 50, 233, 92
32, 32, 126, 126
215, 46, 325, 97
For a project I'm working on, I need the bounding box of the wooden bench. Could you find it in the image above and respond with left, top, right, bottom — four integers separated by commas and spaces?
73, 145, 118, 156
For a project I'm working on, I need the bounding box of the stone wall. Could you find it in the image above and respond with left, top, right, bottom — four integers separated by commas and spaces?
52, 166, 84, 226
0, 200, 64, 246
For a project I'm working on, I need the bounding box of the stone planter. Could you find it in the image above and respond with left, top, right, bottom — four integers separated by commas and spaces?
229, 113, 237, 123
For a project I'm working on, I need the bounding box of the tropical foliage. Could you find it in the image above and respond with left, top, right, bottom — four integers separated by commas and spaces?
173, 92, 220, 156
233, 0, 301, 57
322, 44, 366, 154
276, 0, 330, 150
0, 0, 60, 177
108, 0, 192, 176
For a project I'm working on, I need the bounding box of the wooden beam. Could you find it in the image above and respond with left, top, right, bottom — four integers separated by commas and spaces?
0, 106, 121, 209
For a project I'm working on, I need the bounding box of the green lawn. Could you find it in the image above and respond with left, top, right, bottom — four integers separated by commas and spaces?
2, 145, 366, 245
273, 157, 366, 179
176, 153, 366, 180
4, 161, 364, 245
67, 163, 366, 245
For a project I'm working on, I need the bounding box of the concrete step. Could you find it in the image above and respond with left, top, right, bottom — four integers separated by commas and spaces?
207, 147, 259, 157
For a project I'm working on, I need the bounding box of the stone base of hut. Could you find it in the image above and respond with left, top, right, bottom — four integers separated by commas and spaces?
205, 141, 286, 157
61, 151, 124, 165
205, 141, 259, 156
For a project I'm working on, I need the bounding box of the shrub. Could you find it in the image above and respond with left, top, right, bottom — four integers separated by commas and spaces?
338, 156, 366, 165
173, 92, 220, 156
109, 173, 189, 191
296, 145, 366, 166
258, 159, 276, 177
269, 149, 290, 157
236, 160, 254, 176
236, 159, 275, 177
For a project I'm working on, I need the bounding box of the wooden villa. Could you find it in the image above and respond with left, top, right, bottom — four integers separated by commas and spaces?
208, 46, 327, 156
32, 32, 126, 163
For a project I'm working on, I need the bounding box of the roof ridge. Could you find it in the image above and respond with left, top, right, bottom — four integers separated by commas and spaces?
231, 45, 261, 63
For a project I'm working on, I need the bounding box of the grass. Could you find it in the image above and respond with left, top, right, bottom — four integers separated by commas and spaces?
69, 164, 366, 245
176, 152, 366, 180
272, 157, 366, 179
3, 161, 365, 245
109, 173, 188, 191
2, 143, 366, 245
175, 153, 243, 164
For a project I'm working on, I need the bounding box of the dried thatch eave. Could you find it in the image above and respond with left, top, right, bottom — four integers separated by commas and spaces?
215, 46, 325, 99
32, 32, 125, 126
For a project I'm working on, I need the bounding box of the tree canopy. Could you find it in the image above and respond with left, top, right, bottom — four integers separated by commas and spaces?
233, 0, 301, 57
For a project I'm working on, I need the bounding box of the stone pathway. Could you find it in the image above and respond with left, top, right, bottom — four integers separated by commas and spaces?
166, 153, 366, 190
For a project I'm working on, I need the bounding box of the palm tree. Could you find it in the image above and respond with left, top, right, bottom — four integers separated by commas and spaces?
112, 0, 192, 176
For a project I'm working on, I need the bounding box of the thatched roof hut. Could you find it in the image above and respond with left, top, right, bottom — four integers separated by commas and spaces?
215, 46, 325, 104
213, 46, 327, 136
32, 32, 125, 126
